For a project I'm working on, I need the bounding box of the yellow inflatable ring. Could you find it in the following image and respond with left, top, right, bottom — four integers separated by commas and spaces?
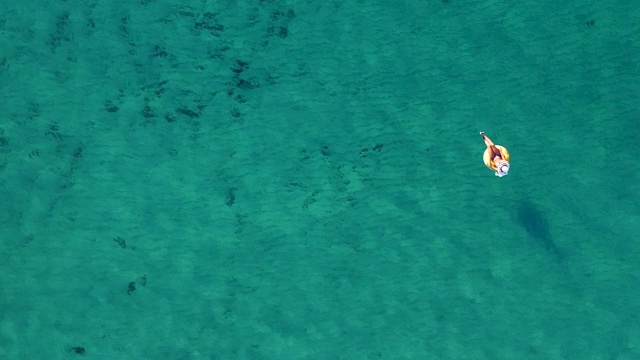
483, 145, 510, 169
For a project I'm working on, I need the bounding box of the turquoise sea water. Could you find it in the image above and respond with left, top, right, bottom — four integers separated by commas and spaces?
1, 1, 639, 359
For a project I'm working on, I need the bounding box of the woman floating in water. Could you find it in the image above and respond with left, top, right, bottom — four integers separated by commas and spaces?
480, 132, 510, 177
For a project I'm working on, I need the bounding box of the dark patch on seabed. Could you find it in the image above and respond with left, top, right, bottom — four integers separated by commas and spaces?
516, 200, 563, 260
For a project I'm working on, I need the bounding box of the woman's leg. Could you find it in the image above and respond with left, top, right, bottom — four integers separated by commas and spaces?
480, 132, 501, 158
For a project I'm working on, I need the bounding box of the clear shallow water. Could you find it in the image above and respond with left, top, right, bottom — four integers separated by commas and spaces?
0, 1, 638, 359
